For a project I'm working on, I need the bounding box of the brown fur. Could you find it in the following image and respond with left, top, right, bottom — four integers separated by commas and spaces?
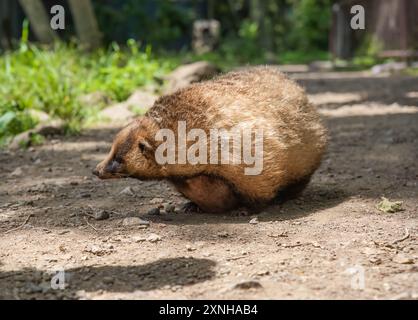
94, 66, 328, 212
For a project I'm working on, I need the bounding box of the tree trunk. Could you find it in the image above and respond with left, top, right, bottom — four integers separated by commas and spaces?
18, 0, 57, 44
68, 0, 101, 50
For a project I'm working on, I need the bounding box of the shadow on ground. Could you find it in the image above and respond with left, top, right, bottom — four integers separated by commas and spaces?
0, 257, 216, 299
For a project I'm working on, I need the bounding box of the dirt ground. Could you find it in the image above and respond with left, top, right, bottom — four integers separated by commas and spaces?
1, 70, 417, 300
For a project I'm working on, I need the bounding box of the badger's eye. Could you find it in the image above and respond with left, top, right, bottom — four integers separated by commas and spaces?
114, 155, 124, 164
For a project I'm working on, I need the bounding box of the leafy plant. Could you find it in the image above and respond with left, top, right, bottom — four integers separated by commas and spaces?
0, 32, 175, 146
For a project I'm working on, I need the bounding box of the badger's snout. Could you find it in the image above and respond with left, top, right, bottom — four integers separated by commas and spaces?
93, 159, 124, 179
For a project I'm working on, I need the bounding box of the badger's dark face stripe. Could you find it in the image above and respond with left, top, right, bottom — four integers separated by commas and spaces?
113, 128, 135, 163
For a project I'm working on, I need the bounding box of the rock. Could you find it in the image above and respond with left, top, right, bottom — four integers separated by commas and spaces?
9, 120, 64, 150
36, 120, 65, 136
147, 208, 160, 216
217, 231, 229, 238
164, 61, 220, 93
392, 254, 414, 265
146, 233, 162, 243
362, 247, 384, 256
84, 244, 114, 256
309, 60, 334, 72
150, 197, 164, 205
371, 62, 408, 75
79, 192, 91, 198
94, 210, 110, 221
122, 217, 150, 227
99, 102, 135, 122
249, 217, 259, 225
102, 276, 114, 285
10, 167, 23, 177
28, 110, 50, 123
186, 244, 196, 251
9, 131, 33, 149
125, 90, 158, 114
164, 204, 176, 213
119, 186, 135, 196
369, 256, 382, 265
376, 197, 404, 213
132, 235, 147, 242
232, 280, 262, 290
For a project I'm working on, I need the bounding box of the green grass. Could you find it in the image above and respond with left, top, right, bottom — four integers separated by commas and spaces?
0, 40, 176, 146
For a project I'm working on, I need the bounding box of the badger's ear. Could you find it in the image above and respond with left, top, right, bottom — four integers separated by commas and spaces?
138, 138, 154, 159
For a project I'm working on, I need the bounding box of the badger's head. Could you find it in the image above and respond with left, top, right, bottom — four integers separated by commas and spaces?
93, 117, 163, 180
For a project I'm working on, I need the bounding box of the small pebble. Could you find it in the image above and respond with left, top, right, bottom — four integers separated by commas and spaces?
164, 204, 176, 213
147, 208, 160, 216
146, 233, 162, 243
122, 217, 150, 227
249, 217, 259, 225
393, 254, 414, 265
119, 187, 134, 196
232, 280, 262, 290
94, 210, 110, 221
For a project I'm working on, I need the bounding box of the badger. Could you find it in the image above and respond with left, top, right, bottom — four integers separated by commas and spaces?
94, 66, 327, 213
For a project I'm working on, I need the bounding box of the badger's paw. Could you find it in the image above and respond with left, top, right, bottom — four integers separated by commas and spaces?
180, 202, 204, 214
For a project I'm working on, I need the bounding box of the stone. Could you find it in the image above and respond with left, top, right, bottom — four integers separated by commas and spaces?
164, 204, 176, 213
232, 280, 262, 290
393, 254, 414, 265
164, 61, 220, 94
122, 217, 150, 227
146, 233, 162, 243
249, 217, 259, 225
119, 186, 135, 196
147, 208, 160, 216
126, 90, 158, 114
150, 198, 164, 205
94, 210, 110, 221
10, 167, 23, 177
99, 102, 135, 122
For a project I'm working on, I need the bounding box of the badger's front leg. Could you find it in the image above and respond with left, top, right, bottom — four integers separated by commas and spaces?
170, 175, 240, 213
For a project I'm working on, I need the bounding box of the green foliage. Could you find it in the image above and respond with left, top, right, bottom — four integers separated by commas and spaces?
278, 50, 329, 64
287, 0, 332, 51
93, 0, 194, 48
351, 36, 384, 68
0, 30, 175, 145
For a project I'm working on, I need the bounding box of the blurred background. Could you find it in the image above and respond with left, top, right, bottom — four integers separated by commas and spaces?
0, 0, 417, 146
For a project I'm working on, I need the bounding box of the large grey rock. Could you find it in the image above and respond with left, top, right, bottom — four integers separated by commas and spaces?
9, 119, 64, 150
99, 102, 135, 122
125, 89, 158, 114
164, 61, 220, 94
